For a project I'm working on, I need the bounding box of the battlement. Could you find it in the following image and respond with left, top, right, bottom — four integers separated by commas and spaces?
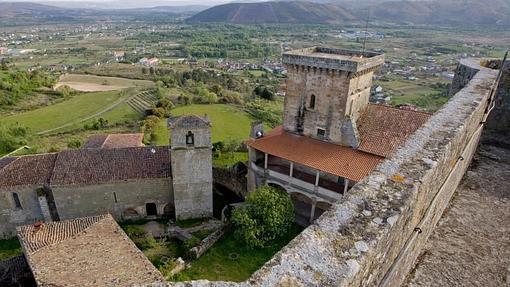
282, 47, 384, 73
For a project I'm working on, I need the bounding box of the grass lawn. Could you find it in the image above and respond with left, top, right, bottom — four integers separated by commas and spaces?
0, 238, 22, 260
1, 90, 130, 133
213, 152, 248, 167
172, 225, 304, 282
152, 104, 266, 146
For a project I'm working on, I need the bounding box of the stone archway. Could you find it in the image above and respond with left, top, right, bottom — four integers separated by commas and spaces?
290, 192, 314, 227
163, 203, 176, 220
122, 208, 139, 220
267, 182, 287, 193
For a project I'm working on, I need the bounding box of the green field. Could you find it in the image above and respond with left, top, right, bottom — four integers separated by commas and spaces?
153, 104, 266, 146
172, 225, 303, 282
1, 90, 135, 133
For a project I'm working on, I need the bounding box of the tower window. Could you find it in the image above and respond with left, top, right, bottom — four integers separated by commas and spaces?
317, 128, 326, 138
186, 131, 195, 146
309, 94, 316, 110
12, 193, 22, 209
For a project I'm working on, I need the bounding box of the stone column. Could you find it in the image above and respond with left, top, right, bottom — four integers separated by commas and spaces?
309, 200, 317, 223
343, 179, 350, 194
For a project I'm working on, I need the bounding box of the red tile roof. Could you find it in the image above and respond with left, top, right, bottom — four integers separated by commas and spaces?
51, 147, 171, 186
246, 104, 430, 182
0, 154, 57, 187
357, 104, 431, 157
17, 215, 107, 254
246, 128, 383, 182
0, 147, 171, 188
83, 134, 145, 149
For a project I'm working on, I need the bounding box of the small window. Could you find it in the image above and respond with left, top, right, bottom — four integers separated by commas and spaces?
12, 193, 22, 209
317, 128, 326, 138
309, 94, 316, 109
186, 131, 194, 146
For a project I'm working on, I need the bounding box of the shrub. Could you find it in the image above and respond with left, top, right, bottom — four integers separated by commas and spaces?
231, 185, 294, 248
184, 236, 201, 250
67, 138, 83, 149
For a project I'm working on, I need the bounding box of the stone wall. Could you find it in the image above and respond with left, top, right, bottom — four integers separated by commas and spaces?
485, 59, 510, 135
51, 178, 173, 221
164, 59, 498, 287
0, 187, 44, 238
213, 167, 247, 198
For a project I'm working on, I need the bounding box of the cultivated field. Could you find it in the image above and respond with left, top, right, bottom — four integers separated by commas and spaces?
1, 90, 133, 133
55, 74, 155, 92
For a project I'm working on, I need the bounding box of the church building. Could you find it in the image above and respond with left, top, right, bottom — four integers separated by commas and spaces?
0, 115, 213, 238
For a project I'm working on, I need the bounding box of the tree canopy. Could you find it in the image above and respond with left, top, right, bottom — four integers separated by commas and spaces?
231, 185, 294, 248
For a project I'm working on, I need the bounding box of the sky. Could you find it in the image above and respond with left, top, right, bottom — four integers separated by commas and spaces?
0, 0, 236, 7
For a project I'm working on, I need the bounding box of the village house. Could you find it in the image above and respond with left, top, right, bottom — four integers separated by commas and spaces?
139, 57, 159, 67
246, 47, 430, 225
0, 116, 213, 238
113, 50, 125, 61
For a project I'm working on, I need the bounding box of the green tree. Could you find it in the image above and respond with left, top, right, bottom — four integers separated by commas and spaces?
0, 123, 30, 155
231, 185, 294, 249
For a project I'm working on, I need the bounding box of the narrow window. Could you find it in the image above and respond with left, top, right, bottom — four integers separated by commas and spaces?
113, 192, 118, 203
309, 94, 316, 109
317, 128, 326, 138
186, 131, 194, 146
12, 193, 22, 209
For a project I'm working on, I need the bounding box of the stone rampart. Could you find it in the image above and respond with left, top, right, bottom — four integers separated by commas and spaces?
161, 59, 498, 287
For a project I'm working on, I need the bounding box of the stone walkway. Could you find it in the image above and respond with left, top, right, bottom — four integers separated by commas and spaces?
406, 144, 510, 287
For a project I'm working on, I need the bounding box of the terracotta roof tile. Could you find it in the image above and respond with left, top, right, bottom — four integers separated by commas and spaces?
17, 215, 107, 254
50, 147, 171, 186
357, 104, 431, 157
0, 154, 57, 187
247, 128, 383, 182
83, 134, 145, 149
17, 214, 164, 286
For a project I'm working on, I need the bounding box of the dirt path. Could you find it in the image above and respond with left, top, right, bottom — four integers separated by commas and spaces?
406, 144, 510, 287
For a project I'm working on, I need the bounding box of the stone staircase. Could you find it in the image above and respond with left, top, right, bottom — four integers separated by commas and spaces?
126, 91, 158, 114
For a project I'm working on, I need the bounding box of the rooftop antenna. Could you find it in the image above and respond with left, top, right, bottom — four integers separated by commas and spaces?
362, 7, 371, 54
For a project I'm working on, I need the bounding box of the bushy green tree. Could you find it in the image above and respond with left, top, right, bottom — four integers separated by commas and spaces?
231, 185, 294, 249
0, 123, 30, 155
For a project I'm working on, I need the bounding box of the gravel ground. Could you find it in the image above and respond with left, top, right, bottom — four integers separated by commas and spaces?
406, 143, 510, 287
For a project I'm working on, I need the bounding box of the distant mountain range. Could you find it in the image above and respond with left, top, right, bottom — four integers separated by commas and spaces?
0, 0, 509, 27
188, 0, 510, 26
187, 1, 356, 24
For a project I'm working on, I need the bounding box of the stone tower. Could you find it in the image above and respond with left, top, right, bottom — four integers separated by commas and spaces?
169, 115, 213, 220
282, 47, 384, 147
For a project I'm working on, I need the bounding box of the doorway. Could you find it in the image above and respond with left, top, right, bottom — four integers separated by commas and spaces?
145, 203, 157, 216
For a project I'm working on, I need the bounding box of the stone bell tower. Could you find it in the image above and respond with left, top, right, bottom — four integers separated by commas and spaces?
169, 115, 213, 220
282, 47, 384, 147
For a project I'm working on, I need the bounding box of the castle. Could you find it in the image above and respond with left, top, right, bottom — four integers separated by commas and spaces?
246, 47, 430, 224
0, 115, 213, 238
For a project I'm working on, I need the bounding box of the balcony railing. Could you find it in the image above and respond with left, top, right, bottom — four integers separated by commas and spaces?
250, 159, 345, 200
